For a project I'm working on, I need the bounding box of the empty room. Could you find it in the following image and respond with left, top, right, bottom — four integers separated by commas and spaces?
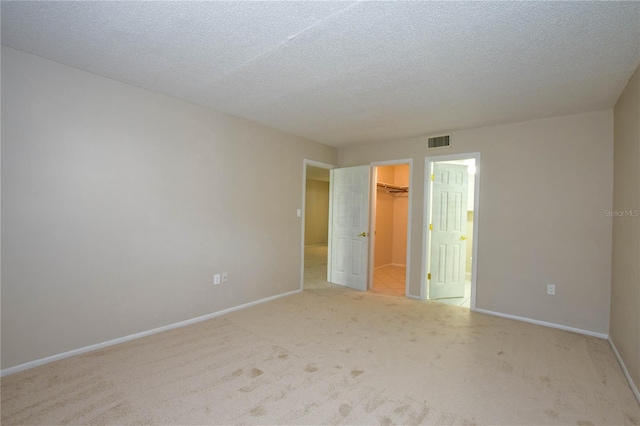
1, 1, 639, 425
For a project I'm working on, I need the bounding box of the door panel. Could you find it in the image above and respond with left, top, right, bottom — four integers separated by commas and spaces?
330, 165, 371, 291
429, 163, 468, 299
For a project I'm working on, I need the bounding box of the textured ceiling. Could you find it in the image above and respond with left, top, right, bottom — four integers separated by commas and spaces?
2, 1, 639, 147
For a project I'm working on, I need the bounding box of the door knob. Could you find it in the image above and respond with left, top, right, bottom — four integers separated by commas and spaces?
358, 232, 368, 237
460, 235, 467, 241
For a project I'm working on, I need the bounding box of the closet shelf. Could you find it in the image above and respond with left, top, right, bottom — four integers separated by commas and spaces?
377, 182, 409, 193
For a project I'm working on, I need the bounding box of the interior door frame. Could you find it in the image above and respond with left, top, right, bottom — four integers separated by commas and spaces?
422, 152, 481, 310
369, 159, 413, 296
300, 159, 337, 290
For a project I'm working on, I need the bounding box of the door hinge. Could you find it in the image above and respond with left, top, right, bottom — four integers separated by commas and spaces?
429, 223, 433, 231
430, 174, 434, 181
428, 273, 431, 280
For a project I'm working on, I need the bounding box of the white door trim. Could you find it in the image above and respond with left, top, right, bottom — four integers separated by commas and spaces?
369, 159, 413, 297
301, 159, 337, 290
422, 152, 480, 310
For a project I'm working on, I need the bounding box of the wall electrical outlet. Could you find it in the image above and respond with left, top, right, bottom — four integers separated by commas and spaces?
214, 274, 221, 285
221, 272, 228, 283
547, 284, 555, 295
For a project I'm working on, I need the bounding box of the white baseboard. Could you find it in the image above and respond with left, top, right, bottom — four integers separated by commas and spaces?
407, 294, 422, 300
374, 263, 391, 270
608, 337, 640, 404
374, 263, 407, 270
474, 308, 609, 339
1, 289, 302, 378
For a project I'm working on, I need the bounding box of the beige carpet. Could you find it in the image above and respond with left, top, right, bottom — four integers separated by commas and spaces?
2, 283, 639, 425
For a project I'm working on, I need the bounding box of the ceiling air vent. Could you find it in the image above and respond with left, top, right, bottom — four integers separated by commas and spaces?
427, 135, 450, 149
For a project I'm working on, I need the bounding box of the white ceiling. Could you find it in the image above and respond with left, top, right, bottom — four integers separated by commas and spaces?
2, 1, 639, 147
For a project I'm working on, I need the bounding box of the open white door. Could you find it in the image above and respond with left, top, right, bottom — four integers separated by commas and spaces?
428, 163, 468, 299
329, 165, 371, 291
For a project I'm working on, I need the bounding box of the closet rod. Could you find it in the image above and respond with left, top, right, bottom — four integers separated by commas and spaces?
377, 182, 409, 192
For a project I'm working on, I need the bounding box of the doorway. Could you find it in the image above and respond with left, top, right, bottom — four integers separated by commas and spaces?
370, 161, 412, 297
423, 153, 480, 309
301, 161, 335, 290
302, 160, 413, 296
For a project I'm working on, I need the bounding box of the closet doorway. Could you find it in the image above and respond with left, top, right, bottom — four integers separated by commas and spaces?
371, 161, 411, 296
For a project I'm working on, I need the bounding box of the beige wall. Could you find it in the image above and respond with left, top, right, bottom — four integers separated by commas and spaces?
341, 110, 614, 334
391, 166, 409, 266
1, 47, 337, 369
375, 165, 396, 267
304, 179, 329, 246
374, 189, 394, 267
377, 166, 395, 184
374, 165, 409, 268
611, 64, 640, 390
